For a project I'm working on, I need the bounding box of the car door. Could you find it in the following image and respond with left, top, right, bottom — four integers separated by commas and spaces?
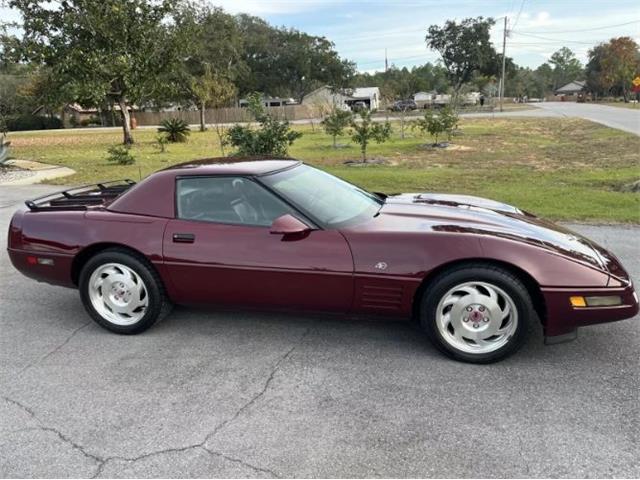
163, 175, 354, 312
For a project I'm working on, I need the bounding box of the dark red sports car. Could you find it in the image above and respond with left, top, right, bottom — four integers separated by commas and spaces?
7, 158, 638, 363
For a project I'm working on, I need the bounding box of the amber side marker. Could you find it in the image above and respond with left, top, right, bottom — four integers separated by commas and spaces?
570, 296, 622, 307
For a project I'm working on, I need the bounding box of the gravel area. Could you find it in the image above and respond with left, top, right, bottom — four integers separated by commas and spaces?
0, 167, 36, 184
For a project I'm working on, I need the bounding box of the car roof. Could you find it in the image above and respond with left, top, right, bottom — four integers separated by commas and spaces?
162, 157, 301, 176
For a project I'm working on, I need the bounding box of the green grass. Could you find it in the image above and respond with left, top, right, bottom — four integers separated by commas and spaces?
7, 117, 640, 223
597, 102, 640, 110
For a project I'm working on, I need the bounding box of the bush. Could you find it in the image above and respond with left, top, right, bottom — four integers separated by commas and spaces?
413, 106, 459, 144
106, 145, 135, 165
225, 93, 302, 156
158, 118, 191, 143
154, 134, 169, 153
5, 115, 63, 132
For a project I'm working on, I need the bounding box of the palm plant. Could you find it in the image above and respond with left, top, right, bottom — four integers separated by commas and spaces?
158, 118, 191, 143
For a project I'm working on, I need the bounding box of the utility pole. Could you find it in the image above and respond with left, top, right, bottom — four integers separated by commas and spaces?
499, 16, 507, 112
385, 48, 388, 72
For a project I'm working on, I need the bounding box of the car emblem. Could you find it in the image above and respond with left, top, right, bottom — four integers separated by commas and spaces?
374, 262, 388, 270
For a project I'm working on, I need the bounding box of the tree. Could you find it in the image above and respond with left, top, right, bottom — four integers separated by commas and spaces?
600, 37, 640, 102
174, 3, 242, 131
190, 65, 237, 132
350, 109, 392, 162
225, 93, 302, 156
321, 107, 352, 147
585, 44, 609, 100
8, 0, 183, 144
235, 14, 355, 101
425, 17, 498, 105
549, 47, 583, 90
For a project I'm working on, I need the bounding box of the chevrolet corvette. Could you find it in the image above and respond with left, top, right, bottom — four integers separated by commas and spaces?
7, 158, 638, 363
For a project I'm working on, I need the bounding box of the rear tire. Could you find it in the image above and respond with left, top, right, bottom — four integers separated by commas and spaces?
79, 248, 172, 334
419, 263, 532, 363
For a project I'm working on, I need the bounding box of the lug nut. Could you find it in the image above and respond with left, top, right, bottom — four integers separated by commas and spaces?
479, 306, 485, 312
483, 317, 489, 322
463, 317, 469, 322
473, 323, 480, 328
466, 306, 473, 312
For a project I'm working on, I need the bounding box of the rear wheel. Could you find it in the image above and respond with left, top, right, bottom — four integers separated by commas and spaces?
79, 249, 172, 334
420, 264, 532, 363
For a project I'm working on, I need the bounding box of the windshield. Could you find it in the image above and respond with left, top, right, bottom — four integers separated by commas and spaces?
261, 165, 382, 227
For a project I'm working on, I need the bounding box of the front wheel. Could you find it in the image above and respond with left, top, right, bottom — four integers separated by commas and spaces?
420, 264, 532, 363
79, 249, 172, 334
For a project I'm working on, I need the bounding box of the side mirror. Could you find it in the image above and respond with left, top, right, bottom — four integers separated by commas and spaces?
270, 214, 311, 236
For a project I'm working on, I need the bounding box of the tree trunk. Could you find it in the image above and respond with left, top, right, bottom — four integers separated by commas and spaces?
361, 142, 367, 163
400, 111, 405, 140
200, 101, 206, 132
333, 134, 337, 148
118, 98, 134, 145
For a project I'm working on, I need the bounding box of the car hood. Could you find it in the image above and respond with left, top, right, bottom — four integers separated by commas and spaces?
369, 193, 611, 272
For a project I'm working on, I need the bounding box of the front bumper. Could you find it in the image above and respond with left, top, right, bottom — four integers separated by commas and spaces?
542, 284, 639, 340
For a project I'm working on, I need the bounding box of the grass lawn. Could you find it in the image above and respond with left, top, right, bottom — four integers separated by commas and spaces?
597, 102, 640, 110
6, 117, 640, 223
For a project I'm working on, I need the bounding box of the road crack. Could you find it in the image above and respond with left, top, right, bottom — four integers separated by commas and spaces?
17, 322, 90, 375
90, 327, 311, 477
2, 395, 106, 472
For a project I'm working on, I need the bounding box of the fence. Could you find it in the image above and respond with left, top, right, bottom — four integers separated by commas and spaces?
133, 105, 313, 126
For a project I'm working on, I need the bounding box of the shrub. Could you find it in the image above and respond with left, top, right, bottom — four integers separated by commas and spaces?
106, 145, 135, 165
5, 115, 63, 132
350, 109, 392, 162
154, 134, 169, 153
158, 118, 191, 143
413, 106, 459, 144
321, 107, 353, 147
225, 93, 302, 156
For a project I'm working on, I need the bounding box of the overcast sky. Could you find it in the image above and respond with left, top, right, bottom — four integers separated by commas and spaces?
2, 0, 639, 71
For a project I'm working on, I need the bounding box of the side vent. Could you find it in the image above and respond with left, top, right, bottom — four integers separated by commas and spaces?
361, 284, 404, 311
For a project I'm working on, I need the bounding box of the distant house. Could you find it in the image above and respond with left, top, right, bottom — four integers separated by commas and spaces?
555, 80, 587, 98
413, 91, 436, 107
238, 96, 298, 108
347, 87, 380, 110
302, 86, 380, 111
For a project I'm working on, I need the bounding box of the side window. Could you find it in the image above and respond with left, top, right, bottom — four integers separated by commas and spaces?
176, 176, 294, 227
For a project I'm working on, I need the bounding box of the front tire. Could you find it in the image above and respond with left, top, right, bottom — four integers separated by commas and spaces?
420, 264, 532, 363
79, 249, 172, 334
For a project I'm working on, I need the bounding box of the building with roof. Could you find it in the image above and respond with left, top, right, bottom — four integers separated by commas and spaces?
302, 86, 381, 111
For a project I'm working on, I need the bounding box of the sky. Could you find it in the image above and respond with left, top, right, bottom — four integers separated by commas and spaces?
1, 0, 639, 72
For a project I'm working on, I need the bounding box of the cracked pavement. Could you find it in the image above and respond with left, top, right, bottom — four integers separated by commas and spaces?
1, 185, 639, 478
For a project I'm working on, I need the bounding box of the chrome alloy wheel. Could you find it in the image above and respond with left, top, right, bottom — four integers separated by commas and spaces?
88, 263, 149, 326
436, 281, 518, 354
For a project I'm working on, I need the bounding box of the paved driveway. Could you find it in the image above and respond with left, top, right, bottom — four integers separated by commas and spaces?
1, 185, 638, 478
533, 102, 640, 135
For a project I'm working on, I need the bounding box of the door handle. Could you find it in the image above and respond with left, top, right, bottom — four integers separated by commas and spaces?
173, 233, 195, 243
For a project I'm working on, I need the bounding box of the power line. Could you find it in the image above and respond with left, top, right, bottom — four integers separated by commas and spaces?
515, 19, 640, 34
511, 31, 596, 44
511, 0, 527, 29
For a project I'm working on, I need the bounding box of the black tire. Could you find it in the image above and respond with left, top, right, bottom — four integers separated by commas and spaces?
79, 248, 173, 334
419, 263, 532, 363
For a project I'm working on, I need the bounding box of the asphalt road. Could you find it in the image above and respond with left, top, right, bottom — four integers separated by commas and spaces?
533, 102, 640, 135
1, 185, 638, 478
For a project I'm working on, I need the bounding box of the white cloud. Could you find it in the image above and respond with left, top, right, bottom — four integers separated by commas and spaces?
208, 0, 339, 15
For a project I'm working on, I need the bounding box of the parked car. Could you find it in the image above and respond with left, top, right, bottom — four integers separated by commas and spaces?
390, 99, 418, 111
8, 159, 638, 363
